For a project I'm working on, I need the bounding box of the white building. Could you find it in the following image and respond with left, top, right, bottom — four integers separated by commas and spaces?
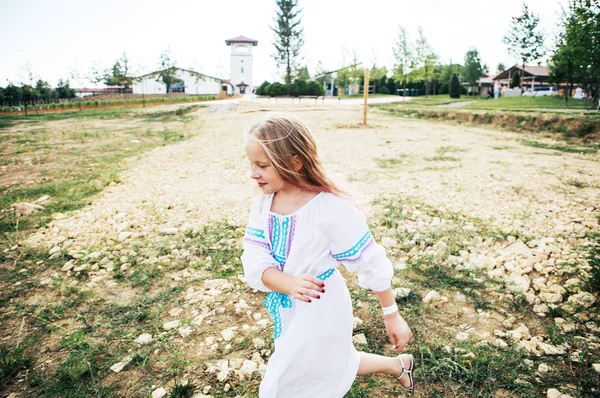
226, 35, 258, 95
132, 68, 232, 95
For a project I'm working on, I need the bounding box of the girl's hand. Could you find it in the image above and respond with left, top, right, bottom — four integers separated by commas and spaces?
286, 274, 325, 303
384, 312, 413, 353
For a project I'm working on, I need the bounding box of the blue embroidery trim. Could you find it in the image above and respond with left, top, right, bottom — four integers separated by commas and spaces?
332, 230, 373, 260
245, 227, 266, 239
264, 268, 335, 339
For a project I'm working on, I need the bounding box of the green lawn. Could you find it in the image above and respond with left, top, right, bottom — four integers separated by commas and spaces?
466, 96, 591, 111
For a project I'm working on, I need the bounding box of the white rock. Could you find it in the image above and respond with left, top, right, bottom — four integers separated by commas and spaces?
506, 274, 530, 293
352, 317, 363, 329
159, 227, 178, 235
567, 292, 595, 308
239, 360, 258, 378
547, 389, 561, 398
178, 326, 193, 337
134, 333, 153, 345
393, 287, 411, 298
11, 202, 45, 217
538, 363, 551, 373
455, 332, 469, 341
163, 320, 181, 330
253, 338, 266, 349
118, 232, 133, 241
539, 292, 563, 303
191, 315, 205, 326
533, 304, 549, 314
152, 387, 167, 398
592, 363, 600, 373
61, 261, 75, 271
110, 356, 132, 373
537, 342, 566, 355
221, 327, 238, 342
204, 279, 228, 289
229, 358, 244, 370
422, 290, 440, 303
352, 333, 368, 345
504, 240, 532, 257
494, 339, 508, 349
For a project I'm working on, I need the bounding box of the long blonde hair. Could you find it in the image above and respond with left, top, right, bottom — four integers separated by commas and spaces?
245, 113, 345, 196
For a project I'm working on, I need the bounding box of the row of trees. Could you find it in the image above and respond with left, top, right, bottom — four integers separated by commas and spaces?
550, 0, 600, 102
0, 80, 75, 106
0, 48, 189, 107
90, 48, 183, 93
268, 0, 483, 97
269, 0, 597, 103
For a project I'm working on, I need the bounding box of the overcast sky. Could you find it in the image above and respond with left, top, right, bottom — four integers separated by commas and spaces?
0, 0, 565, 88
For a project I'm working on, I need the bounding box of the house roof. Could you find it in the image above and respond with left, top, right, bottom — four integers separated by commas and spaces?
493, 65, 549, 81
136, 67, 226, 82
225, 35, 258, 46
236, 82, 249, 87
477, 74, 495, 85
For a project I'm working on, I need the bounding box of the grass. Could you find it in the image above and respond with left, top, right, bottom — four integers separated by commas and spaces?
0, 105, 202, 245
373, 155, 408, 168
520, 138, 599, 155
467, 96, 591, 111
374, 97, 600, 139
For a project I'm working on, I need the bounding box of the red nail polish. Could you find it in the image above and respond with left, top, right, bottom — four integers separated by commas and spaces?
321, 283, 325, 288
308, 299, 312, 303
317, 295, 321, 299
322, 290, 326, 293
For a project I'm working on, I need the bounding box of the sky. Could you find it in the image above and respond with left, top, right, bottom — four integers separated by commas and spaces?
0, 0, 566, 88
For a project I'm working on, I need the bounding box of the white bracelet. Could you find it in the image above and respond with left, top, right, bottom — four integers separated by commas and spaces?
382, 303, 399, 316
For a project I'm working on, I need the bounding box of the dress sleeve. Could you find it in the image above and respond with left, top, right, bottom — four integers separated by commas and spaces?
240, 196, 279, 292
325, 197, 393, 292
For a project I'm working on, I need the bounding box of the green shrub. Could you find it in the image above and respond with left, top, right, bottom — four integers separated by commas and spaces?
511, 72, 521, 88
450, 73, 461, 98
379, 86, 390, 95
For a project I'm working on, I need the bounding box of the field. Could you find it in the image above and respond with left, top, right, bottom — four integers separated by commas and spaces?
0, 99, 599, 397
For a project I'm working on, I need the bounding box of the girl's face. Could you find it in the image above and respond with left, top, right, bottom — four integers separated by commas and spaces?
245, 139, 289, 194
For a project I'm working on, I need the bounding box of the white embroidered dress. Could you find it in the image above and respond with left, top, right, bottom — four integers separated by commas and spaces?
241, 192, 393, 398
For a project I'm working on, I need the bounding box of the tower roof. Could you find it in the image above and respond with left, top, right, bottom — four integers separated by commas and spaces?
225, 35, 258, 46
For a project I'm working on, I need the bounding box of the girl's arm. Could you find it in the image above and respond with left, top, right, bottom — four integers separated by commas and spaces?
262, 268, 325, 303
375, 288, 413, 353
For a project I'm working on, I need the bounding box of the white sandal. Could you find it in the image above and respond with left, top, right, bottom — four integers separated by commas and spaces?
396, 354, 415, 396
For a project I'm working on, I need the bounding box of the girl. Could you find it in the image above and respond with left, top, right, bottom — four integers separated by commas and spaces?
241, 113, 414, 397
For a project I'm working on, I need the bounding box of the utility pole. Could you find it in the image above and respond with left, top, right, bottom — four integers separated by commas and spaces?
363, 68, 369, 125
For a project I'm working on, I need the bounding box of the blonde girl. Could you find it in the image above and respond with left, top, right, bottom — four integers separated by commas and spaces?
241, 113, 414, 397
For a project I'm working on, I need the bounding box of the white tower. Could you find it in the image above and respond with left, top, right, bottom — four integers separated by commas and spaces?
225, 35, 258, 95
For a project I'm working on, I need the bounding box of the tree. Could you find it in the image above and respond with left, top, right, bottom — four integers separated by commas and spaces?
511, 72, 521, 88
392, 25, 412, 98
414, 27, 438, 97
35, 80, 51, 102
56, 79, 75, 99
271, 0, 304, 84
461, 48, 484, 95
503, 2, 545, 74
450, 73, 461, 98
157, 48, 183, 94
105, 52, 135, 92
296, 66, 310, 81
550, 0, 600, 104
497, 63, 506, 74
439, 63, 461, 94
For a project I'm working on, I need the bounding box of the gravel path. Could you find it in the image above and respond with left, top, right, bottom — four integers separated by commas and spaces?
28, 102, 598, 252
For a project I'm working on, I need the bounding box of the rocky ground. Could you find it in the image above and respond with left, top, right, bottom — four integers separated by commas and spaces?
2, 101, 599, 397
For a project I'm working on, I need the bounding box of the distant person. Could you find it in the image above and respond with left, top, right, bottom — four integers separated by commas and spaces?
241, 114, 415, 397
487, 86, 493, 99
494, 84, 500, 99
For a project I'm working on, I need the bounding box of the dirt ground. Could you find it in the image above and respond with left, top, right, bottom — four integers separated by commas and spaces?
3, 101, 599, 397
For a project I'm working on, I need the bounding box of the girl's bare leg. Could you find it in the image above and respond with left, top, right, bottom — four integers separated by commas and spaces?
357, 352, 413, 388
